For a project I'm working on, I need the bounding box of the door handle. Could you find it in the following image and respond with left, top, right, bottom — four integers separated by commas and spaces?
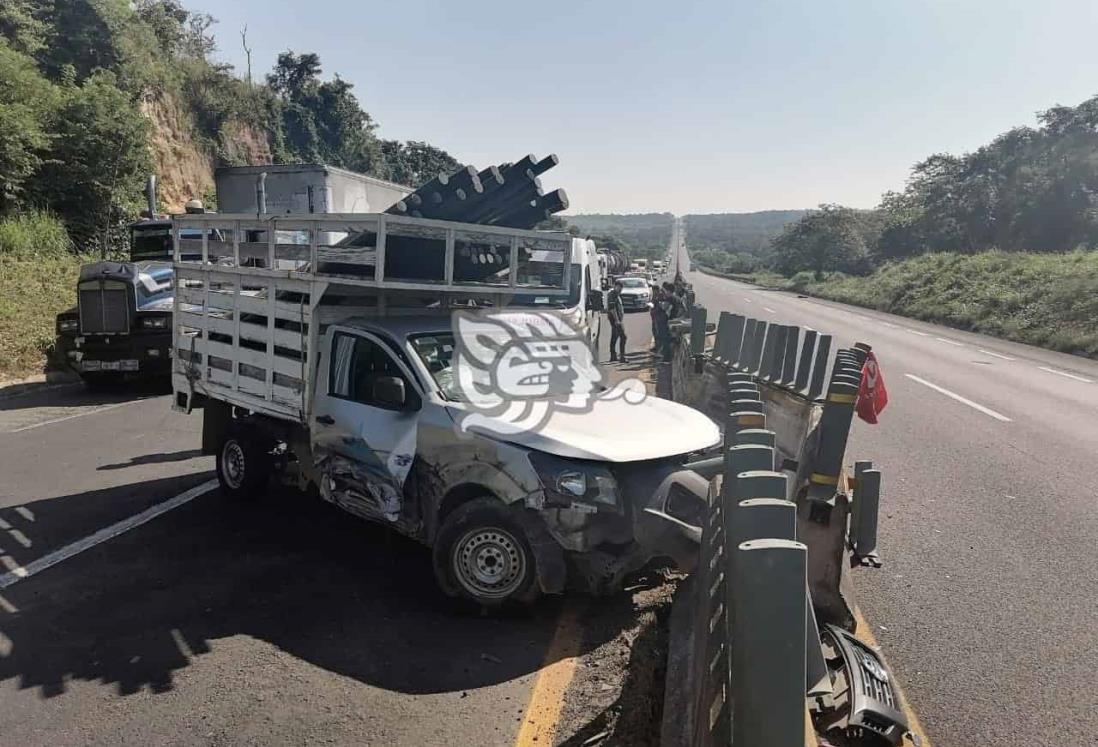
315, 414, 335, 425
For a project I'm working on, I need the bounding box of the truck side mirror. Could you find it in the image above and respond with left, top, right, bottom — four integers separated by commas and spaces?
373, 376, 408, 410
587, 290, 604, 312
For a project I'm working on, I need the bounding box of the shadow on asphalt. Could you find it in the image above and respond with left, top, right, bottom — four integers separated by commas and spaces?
97, 450, 204, 471
0, 378, 166, 413
0, 474, 215, 572
0, 482, 628, 699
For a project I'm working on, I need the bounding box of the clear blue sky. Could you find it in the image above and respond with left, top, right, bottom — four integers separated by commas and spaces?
193, 0, 1098, 215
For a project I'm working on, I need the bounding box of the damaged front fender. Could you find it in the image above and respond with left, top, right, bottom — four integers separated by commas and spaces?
618, 463, 711, 572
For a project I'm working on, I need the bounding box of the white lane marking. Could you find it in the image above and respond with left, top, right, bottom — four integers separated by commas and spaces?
13, 507, 33, 522
0, 518, 9, 530
743, 298, 753, 304
763, 306, 776, 314
904, 374, 1012, 422
7, 530, 30, 548
935, 337, 965, 347
8, 400, 140, 434
1038, 366, 1094, 383
904, 328, 930, 337
0, 479, 217, 590
881, 321, 898, 329
0, 593, 17, 613
978, 349, 1015, 361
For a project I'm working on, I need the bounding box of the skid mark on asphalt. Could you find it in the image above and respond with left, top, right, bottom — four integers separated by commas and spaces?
904, 374, 1012, 422
514, 602, 584, 746
854, 606, 932, 747
0, 479, 217, 589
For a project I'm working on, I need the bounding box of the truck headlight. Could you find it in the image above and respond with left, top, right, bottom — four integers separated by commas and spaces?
57, 318, 78, 333
141, 316, 169, 329
529, 452, 619, 509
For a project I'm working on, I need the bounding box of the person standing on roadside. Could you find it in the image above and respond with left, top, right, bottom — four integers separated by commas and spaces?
649, 283, 662, 348
607, 279, 627, 362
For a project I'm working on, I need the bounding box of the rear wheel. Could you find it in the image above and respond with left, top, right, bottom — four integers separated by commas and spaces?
433, 498, 539, 607
216, 426, 272, 500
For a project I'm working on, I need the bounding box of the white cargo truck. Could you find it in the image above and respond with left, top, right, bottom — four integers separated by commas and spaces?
170, 212, 718, 605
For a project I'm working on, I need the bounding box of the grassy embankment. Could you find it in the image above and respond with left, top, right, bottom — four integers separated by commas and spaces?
0, 212, 89, 381
700, 250, 1098, 358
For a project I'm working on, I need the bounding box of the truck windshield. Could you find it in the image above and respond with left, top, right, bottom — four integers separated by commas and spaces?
132, 227, 210, 261
409, 333, 462, 401
620, 277, 647, 288
509, 263, 582, 308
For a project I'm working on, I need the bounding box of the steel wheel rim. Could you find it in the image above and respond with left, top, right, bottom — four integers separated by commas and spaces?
452, 527, 526, 601
221, 440, 246, 489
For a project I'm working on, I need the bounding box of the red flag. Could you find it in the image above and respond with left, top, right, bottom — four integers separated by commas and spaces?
856, 351, 889, 424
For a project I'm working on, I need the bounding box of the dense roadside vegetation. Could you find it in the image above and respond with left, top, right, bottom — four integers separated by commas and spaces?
0, 0, 459, 254
563, 213, 673, 262
0, 0, 460, 379
685, 211, 806, 274
0, 212, 87, 379
689, 92, 1098, 359
703, 249, 1098, 357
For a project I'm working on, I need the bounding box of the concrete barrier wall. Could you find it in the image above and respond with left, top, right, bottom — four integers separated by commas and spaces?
660, 304, 894, 747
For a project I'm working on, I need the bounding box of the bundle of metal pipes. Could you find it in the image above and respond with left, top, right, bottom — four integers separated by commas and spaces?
386, 154, 568, 229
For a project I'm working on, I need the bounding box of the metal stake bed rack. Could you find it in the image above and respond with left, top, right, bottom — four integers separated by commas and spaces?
171, 212, 574, 423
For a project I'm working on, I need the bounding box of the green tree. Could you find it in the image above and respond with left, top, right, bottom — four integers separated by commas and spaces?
0, 0, 49, 55
33, 71, 150, 254
379, 139, 460, 186
771, 204, 870, 278
0, 41, 59, 212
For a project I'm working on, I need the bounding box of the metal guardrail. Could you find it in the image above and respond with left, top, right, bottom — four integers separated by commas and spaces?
664, 305, 906, 747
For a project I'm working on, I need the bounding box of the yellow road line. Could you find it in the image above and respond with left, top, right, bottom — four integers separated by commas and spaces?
853, 606, 933, 747
514, 603, 585, 746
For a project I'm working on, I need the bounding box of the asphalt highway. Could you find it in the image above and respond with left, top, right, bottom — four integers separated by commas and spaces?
675, 222, 1098, 747
0, 313, 656, 746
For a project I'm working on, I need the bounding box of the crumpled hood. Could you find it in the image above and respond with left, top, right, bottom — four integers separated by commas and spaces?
457, 394, 720, 462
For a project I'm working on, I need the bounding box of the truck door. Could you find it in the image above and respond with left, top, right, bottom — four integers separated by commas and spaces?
312, 328, 421, 524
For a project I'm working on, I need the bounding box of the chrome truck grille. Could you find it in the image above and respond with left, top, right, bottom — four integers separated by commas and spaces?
79, 280, 131, 334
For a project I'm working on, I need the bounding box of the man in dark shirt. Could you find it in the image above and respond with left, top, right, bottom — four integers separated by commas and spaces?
607, 280, 627, 362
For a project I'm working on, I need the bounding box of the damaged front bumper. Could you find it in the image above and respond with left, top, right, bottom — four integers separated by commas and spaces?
535, 461, 711, 594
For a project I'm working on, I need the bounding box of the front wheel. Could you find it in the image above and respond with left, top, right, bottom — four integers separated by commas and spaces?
433, 498, 539, 607
215, 427, 272, 500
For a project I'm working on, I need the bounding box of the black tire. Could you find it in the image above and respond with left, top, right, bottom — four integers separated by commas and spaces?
433, 497, 540, 607
215, 425, 272, 500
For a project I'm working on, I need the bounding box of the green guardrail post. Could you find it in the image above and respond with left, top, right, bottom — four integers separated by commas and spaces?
794, 329, 817, 393
781, 326, 800, 387
690, 305, 707, 357
806, 333, 832, 400
728, 314, 746, 367
735, 428, 775, 448
807, 380, 859, 502
731, 539, 807, 747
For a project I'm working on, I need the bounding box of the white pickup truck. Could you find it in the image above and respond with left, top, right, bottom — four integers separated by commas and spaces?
170, 212, 718, 606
